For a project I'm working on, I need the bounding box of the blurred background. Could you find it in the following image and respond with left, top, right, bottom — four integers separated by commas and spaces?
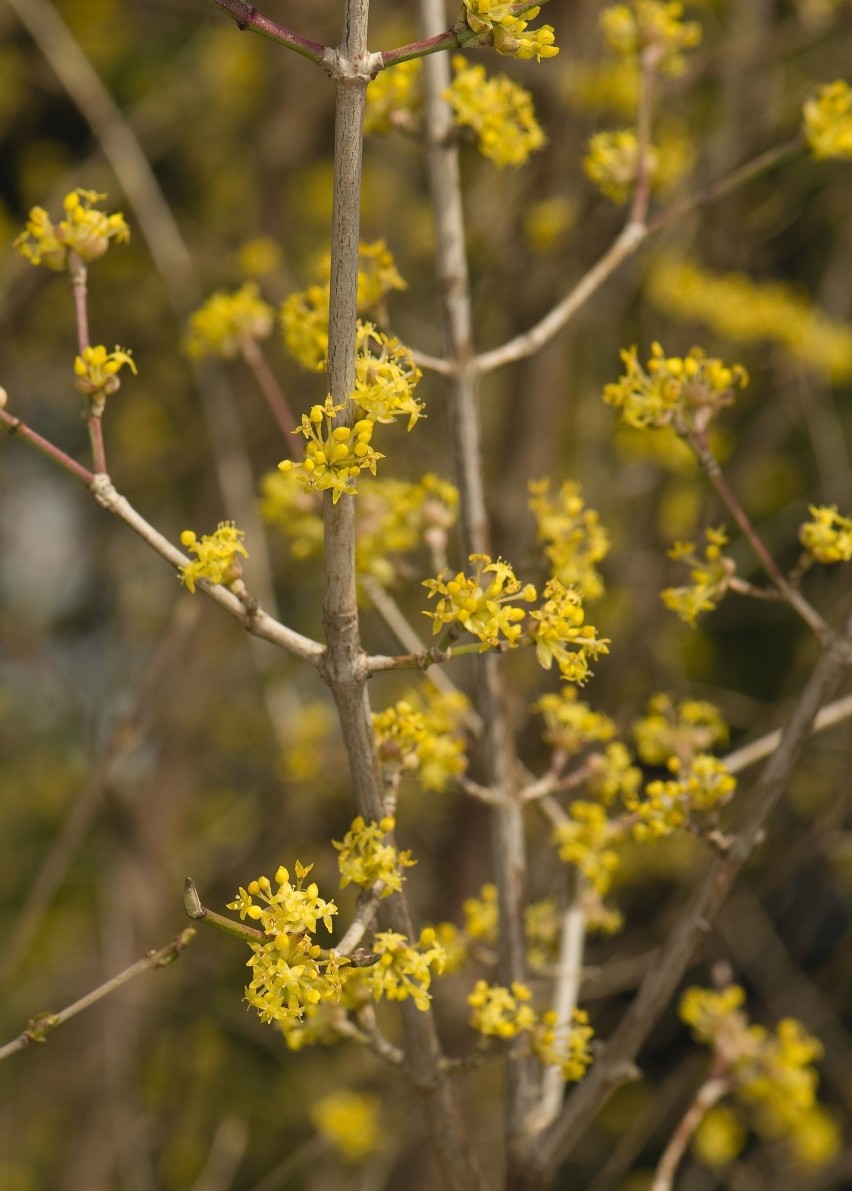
0, 0, 851, 1188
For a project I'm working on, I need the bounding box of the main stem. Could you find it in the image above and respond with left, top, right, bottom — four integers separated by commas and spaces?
418, 0, 538, 1178
320, 4, 485, 1186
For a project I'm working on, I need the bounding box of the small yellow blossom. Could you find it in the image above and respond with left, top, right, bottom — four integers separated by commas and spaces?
529, 578, 610, 684
310, 1091, 382, 1162
661, 527, 736, 626
373, 685, 469, 793
528, 478, 610, 600
362, 928, 446, 1010
73, 345, 136, 413
601, 2, 702, 76
531, 687, 616, 755
804, 80, 852, 160
353, 323, 424, 429
279, 397, 384, 504
185, 282, 274, 360
587, 741, 643, 806
583, 129, 650, 203
461, 0, 559, 60
179, 521, 248, 592
423, 553, 537, 648
355, 474, 459, 588
365, 59, 422, 135
693, 1104, 747, 1167
228, 863, 341, 1027
281, 283, 329, 372
799, 504, 852, 563
468, 980, 536, 1038
553, 801, 623, 894
533, 1008, 594, 1080
633, 693, 729, 766
333, 815, 415, 895
604, 343, 748, 433
463, 882, 500, 943
258, 467, 325, 558
14, 189, 130, 270
626, 753, 736, 839
444, 57, 546, 168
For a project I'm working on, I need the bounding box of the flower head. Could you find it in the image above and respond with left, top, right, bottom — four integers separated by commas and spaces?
529, 578, 610, 684
185, 282, 274, 359
179, 521, 248, 592
799, 504, 852, 564
461, 0, 559, 60
14, 189, 130, 270
333, 815, 415, 895
73, 345, 136, 414
444, 57, 546, 167
804, 80, 852, 160
604, 343, 748, 432
279, 397, 384, 504
423, 553, 537, 648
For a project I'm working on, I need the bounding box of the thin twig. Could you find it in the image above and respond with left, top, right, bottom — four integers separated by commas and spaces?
650, 1076, 728, 1191
0, 929, 196, 1063
241, 339, 300, 448
722, 693, 852, 775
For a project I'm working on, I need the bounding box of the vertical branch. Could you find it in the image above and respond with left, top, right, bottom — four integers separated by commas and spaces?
319, 6, 487, 1187
418, 0, 538, 1169
68, 249, 107, 474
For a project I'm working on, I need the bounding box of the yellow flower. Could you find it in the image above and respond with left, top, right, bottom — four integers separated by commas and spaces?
604, 343, 748, 432
601, 2, 701, 77
528, 478, 610, 600
179, 521, 248, 592
461, 0, 559, 60
799, 504, 852, 563
73, 345, 136, 413
333, 815, 415, 895
632, 693, 729, 766
661, 528, 736, 626
468, 980, 536, 1038
365, 60, 422, 136
804, 80, 852, 160
310, 1091, 382, 1162
185, 282, 274, 359
444, 57, 546, 168
14, 189, 130, 271
552, 801, 623, 894
279, 397, 384, 504
529, 578, 610, 684
423, 553, 537, 648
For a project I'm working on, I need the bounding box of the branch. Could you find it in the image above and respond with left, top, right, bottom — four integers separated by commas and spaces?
651, 1076, 728, 1191
0, 929, 196, 1063
206, 0, 329, 65
723, 692, 852, 775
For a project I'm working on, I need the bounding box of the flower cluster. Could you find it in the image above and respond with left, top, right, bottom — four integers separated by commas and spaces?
661, 528, 736, 626
583, 130, 653, 203
804, 80, 852, 160
633, 693, 729, 766
468, 981, 594, 1079
349, 239, 408, 309
799, 504, 852, 563
184, 281, 274, 359
444, 57, 546, 168
353, 323, 424, 428
529, 578, 611, 684
423, 553, 537, 648
310, 1091, 381, 1162
586, 741, 643, 806
373, 685, 469, 793
361, 928, 447, 1010
600, 1, 702, 76
604, 343, 748, 432
531, 687, 616, 755
680, 985, 839, 1168
258, 468, 325, 559
228, 863, 342, 1026
461, 0, 559, 60
364, 59, 422, 136
73, 345, 136, 414
333, 815, 415, 895
625, 753, 736, 839
553, 801, 624, 894
528, 478, 610, 601
14, 189, 130, 270
278, 397, 383, 503
463, 882, 500, 943
179, 521, 248, 592
647, 256, 852, 384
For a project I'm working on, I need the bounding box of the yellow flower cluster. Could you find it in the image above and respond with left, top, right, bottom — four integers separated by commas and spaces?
799, 504, 852, 563
468, 981, 594, 1079
553, 801, 624, 894
531, 687, 616, 755
681, 985, 839, 1169
528, 478, 610, 601
228, 862, 342, 1026
14, 189, 130, 270
184, 281, 275, 359
603, 343, 748, 432
333, 815, 415, 895
647, 257, 852, 384
365, 59, 422, 136
461, 0, 559, 60
626, 753, 736, 839
633, 693, 729, 765
361, 927, 447, 1011
586, 741, 643, 805
804, 80, 852, 160
463, 882, 499, 942
73, 345, 136, 414
600, 2, 701, 76
529, 578, 611, 684
423, 553, 537, 648
444, 57, 546, 168
583, 129, 649, 203
355, 473, 459, 587
661, 527, 736, 626
353, 323, 424, 428
279, 397, 383, 503
310, 1091, 381, 1162
373, 685, 469, 793
179, 521, 248, 592
350, 240, 409, 309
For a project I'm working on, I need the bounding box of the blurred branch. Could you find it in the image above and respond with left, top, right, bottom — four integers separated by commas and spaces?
650, 1076, 728, 1191
0, 930, 196, 1063
723, 692, 852, 775
206, 0, 329, 64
